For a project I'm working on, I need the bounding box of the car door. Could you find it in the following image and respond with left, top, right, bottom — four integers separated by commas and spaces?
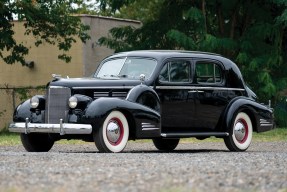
155, 59, 196, 132
190, 59, 229, 130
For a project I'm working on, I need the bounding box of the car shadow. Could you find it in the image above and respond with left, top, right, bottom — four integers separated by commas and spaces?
57, 149, 229, 154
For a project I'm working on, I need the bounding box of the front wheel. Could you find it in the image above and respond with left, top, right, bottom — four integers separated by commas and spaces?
224, 112, 253, 152
153, 138, 180, 151
94, 111, 129, 153
20, 133, 54, 152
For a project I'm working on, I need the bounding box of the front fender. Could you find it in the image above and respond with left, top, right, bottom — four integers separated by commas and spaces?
83, 97, 161, 138
13, 96, 46, 123
222, 97, 274, 133
126, 84, 159, 102
13, 100, 32, 122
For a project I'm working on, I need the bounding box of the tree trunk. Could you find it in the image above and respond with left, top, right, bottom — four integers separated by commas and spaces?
230, 0, 241, 39
202, 0, 207, 33
216, 1, 224, 36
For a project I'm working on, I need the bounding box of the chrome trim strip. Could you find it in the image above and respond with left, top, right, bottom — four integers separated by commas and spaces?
260, 119, 272, 127
260, 119, 270, 123
260, 124, 273, 127
161, 132, 229, 138
156, 86, 245, 91
142, 125, 156, 128
142, 128, 160, 131
73, 86, 135, 89
74, 86, 244, 92
9, 122, 92, 135
49, 86, 66, 88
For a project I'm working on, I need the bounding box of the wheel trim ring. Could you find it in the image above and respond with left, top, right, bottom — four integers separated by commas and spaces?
106, 118, 124, 146
234, 118, 249, 144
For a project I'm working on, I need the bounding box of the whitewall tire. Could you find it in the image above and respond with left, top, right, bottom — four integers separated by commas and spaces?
224, 112, 253, 152
94, 111, 129, 153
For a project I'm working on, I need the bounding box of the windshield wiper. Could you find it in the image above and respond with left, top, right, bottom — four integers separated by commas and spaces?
116, 74, 128, 78
97, 74, 130, 79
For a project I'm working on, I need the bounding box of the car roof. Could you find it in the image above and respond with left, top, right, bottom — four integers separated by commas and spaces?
100, 50, 245, 88
105, 50, 241, 73
107, 50, 233, 64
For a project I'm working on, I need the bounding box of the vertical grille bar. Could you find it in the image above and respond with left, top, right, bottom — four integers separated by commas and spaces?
45, 87, 71, 123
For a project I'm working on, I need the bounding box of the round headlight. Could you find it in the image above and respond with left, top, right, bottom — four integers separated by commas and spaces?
68, 96, 78, 108
30, 96, 39, 108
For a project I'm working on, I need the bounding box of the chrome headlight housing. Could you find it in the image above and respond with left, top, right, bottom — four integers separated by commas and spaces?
68, 96, 78, 108
30, 96, 40, 108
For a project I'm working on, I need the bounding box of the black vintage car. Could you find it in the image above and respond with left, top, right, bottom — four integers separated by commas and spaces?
9, 50, 274, 153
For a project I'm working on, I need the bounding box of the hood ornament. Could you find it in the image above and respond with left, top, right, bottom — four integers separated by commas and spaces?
139, 74, 145, 85
52, 74, 62, 80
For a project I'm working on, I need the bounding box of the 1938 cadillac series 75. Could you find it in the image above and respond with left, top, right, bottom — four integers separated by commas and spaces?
9, 51, 274, 152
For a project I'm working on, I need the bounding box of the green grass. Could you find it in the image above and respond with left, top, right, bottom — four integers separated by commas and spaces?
253, 128, 287, 141
0, 128, 286, 146
0, 132, 22, 146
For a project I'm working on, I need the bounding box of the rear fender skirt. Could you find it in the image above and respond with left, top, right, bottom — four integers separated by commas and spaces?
83, 97, 161, 138
222, 97, 274, 133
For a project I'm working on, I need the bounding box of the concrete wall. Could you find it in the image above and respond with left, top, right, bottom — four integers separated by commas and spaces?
81, 15, 141, 76
0, 15, 140, 130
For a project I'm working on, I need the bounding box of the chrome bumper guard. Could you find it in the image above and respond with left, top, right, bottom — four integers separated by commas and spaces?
9, 118, 92, 135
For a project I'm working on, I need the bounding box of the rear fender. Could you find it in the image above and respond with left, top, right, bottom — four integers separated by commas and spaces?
222, 97, 273, 133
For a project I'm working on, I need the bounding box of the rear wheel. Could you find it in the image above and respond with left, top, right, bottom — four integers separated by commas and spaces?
94, 111, 129, 153
224, 112, 253, 152
153, 138, 179, 151
20, 133, 54, 152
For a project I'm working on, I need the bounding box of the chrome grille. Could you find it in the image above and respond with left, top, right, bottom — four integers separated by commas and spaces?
45, 87, 71, 123
94, 91, 127, 99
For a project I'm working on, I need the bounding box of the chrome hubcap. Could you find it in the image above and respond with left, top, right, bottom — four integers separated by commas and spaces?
234, 120, 247, 142
106, 120, 121, 144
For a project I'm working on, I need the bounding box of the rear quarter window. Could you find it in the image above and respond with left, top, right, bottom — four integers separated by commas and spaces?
195, 62, 223, 84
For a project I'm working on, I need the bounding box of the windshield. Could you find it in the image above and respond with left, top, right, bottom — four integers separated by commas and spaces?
95, 57, 157, 80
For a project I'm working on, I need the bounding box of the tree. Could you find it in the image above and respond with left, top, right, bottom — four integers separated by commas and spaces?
0, 0, 90, 65
98, 0, 287, 102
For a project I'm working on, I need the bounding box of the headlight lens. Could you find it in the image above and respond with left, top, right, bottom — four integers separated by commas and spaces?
68, 96, 78, 108
30, 96, 39, 108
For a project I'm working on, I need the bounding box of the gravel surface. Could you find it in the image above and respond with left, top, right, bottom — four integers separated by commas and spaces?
0, 141, 287, 192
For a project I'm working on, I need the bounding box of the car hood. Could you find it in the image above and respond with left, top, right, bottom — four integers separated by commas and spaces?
49, 77, 145, 89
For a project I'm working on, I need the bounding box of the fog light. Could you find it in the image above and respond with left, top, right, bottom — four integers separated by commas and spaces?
30, 96, 39, 108
69, 96, 78, 108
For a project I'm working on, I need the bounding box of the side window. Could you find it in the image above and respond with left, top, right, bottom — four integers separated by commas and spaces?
159, 61, 191, 83
195, 62, 223, 84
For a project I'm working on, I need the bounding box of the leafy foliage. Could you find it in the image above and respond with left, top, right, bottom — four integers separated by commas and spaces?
98, 0, 287, 103
0, 0, 90, 65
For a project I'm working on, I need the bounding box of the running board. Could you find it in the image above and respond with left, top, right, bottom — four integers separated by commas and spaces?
161, 132, 229, 138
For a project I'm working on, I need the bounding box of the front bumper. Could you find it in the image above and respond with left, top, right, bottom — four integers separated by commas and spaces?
9, 118, 92, 135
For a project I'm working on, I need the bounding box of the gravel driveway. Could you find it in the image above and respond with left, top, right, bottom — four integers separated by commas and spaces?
0, 141, 286, 192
